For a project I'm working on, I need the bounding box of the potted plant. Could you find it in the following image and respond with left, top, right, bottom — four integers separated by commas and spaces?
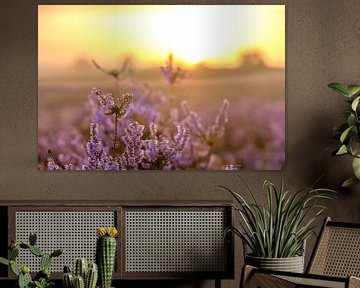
328, 83, 360, 187
221, 178, 334, 273
0, 232, 64, 288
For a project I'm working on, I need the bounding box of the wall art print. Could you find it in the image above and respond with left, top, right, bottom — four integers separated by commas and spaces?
38, 5, 285, 171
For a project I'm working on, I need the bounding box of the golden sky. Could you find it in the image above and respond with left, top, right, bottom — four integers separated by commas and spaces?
38, 5, 285, 70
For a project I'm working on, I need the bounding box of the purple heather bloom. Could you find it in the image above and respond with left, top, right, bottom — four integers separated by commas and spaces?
174, 125, 189, 152
225, 164, 239, 170
160, 54, 189, 85
116, 92, 133, 118
47, 150, 60, 171
181, 100, 206, 137
149, 122, 158, 139
83, 123, 120, 170
121, 122, 145, 169
208, 99, 230, 140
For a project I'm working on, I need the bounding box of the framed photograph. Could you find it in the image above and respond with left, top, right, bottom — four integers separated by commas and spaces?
38, 5, 285, 171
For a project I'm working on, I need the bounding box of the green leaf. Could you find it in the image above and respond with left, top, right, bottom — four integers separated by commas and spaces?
352, 157, 360, 179
0, 257, 9, 266
29, 232, 37, 246
340, 126, 353, 143
349, 135, 360, 156
352, 96, 360, 111
342, 177, 360, 188
336, 145, 348, 155
8, 247, 19, 261
10, 261, 20, 276
328, 83, 350, 97
347, 85, 360, 97
29, 246, 44, 257
347, 114, 356, 128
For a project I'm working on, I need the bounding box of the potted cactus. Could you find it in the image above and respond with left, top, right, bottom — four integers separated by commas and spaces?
0, 232, 63, 288
63, 258, 98, 288
96, 227, 118, 288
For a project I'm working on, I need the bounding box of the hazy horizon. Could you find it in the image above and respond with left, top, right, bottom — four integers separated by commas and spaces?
39, 5, 285, 73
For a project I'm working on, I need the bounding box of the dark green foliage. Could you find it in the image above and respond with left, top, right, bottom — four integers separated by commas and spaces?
19, 243, 30, 249
35, 268, 51, 282
9, 247, 19, 260
50, 248, 63, 258
29, 233, 37, 246
329, 82, 360, 187
63, 265, 72, 273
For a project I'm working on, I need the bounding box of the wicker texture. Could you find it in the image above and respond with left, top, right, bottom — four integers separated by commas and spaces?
125, 210, 227, 273
277, 275, 345, 288
15, 211, 115, 272
309, 226, 360, 277
241, 219, 360, 288
249, 273, 296, 288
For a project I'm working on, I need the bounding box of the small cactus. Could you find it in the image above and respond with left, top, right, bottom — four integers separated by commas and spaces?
74, 258, 88, 279
85, 263, 98, 288
0, 232, 63, 288
41, 253, 52, 270
29, 245, 44, 257
63, 259, 98, 288
18, 268, 32, 288
63, 272, 74, 288
74, 275, 85, 288
96, 227, 118, 288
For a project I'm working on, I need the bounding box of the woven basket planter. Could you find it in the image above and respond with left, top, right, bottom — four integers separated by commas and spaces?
245, 254, 305, 273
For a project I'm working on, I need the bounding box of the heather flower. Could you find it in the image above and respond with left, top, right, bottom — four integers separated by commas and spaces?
39, 55, 286, 171
207, 99, 230, 143
116, 92, 133, 118
225, 164, 239, 170
160, 54, 189, 85
92, 87, 133, 118
83, 123, 120, 170
149, 122, 158, 138
144, 139, 159, 162
121, 122, 145, 169
47, 150, 60, 171
174, 125, 189, 152
181, 100, 206, 137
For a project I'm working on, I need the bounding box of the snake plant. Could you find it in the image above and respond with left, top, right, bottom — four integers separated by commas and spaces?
221, 177, 335, 258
